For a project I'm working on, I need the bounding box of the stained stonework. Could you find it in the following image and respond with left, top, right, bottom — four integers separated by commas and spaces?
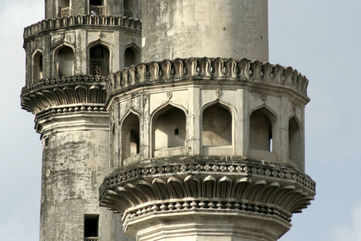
100, 57, 315, 240
21, 1, 141, 241
21, 1, 315, 241
141, 0, 269, 62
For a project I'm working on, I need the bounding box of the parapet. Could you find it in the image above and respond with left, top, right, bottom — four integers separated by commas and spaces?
24, 15, 141, 42
108, 58, 309, 102
21, 75, 107, 114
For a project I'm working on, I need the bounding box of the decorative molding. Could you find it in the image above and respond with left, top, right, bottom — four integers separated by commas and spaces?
109, 58, 310, 102
100, 156, 315, 228
24, 15, 142, 42
21, 75, 107, 113
121, 199, 290, 231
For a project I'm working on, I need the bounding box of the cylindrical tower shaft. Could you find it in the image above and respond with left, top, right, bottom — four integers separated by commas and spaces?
39, 113, 114, 241
141, 0, 268, 62
21, 1, 141, 241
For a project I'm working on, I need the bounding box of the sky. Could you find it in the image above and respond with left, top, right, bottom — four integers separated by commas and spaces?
1, 1, 361, 241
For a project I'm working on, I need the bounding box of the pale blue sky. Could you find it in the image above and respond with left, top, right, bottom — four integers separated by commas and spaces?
1, 1, 361, 241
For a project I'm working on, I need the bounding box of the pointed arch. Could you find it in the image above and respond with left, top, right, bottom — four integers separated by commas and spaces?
289, 116, 302, 163
249, 106, 276, 152
88, 41, 110, 76
201, 101, 233, 146
124, 44, 140, 67
32, 50, 43, 83
121, 111, 140, 160
54, 44, 75, 78
151, 103, 187, 156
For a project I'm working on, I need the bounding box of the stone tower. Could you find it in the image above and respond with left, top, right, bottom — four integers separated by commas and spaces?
21, 1, 315, 241
99, 1, 315, 241
21, 0, 141, 241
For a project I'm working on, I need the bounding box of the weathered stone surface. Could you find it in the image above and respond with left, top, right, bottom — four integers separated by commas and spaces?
141, 0, 268, 62
21, 1, 315, 241
21, 1, 141, 241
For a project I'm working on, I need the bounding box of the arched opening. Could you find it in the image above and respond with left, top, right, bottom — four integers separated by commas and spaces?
59, 0, 70, 17
202, 103, 232, 146
250, 108, 274, 152
89, 44, 110, 76
124, 0, 133, 17
152, 105, 186, 156
90, 0, 105, 15
33, 51, 43, 83
55, 46, 74, 78
289, 117, 302, 163
122, 113, 140, 160
124, 46, 139, 67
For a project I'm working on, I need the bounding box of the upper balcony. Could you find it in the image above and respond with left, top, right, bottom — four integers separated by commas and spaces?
45, 0, 140, 19
23, 15, 141, 42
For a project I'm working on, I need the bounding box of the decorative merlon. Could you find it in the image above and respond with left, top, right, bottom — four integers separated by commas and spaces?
24, 15, 141, 41
108, 58, 309, 101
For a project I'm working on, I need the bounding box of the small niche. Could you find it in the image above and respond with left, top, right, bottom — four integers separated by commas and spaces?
84, 214, 99, 239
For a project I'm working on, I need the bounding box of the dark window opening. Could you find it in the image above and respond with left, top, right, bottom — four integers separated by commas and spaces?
289, 117, 301, 162
124, 47, 139, 67
90, 0, 103, 6
89, 44, 110, 76
84, 214, 99, 238
122, 113, 140, 160
201, 103, 232, 146
153, 105, 186, 150
124, 0, 133, 17
250, 108, 274, 152
130, 129, 140, 154
90, 0, 105, 15
56, 46, 74, 78
33, 51, 43, 82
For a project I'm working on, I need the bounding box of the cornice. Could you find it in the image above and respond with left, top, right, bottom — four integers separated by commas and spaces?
108, 58, 310, 104
34, 104, 109, 134
100, 156, 315, 229
21, 75, 107, 113
23, 15, 141, 42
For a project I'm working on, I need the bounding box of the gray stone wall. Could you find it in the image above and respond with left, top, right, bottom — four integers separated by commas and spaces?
37, 112, 133, 241
141, 0, 268, 62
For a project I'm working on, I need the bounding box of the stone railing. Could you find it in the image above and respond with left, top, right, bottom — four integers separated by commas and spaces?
21, 75, 107, 113
100, 156, 315, 227
109, 58, 309, 98
101, 157, 315, 195
24, 15, 141, 40
23, 75, 107, 94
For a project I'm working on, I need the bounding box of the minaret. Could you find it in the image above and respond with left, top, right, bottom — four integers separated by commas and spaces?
21, 1, 141, 241
100, 1, 315, 241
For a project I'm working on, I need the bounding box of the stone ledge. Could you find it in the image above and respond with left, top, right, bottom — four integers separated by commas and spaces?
24, 15, 141, 41
21, 75, 107, 113
120, 199, 291, 230
99, 156, 315, 222
108, 58, 310, 101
